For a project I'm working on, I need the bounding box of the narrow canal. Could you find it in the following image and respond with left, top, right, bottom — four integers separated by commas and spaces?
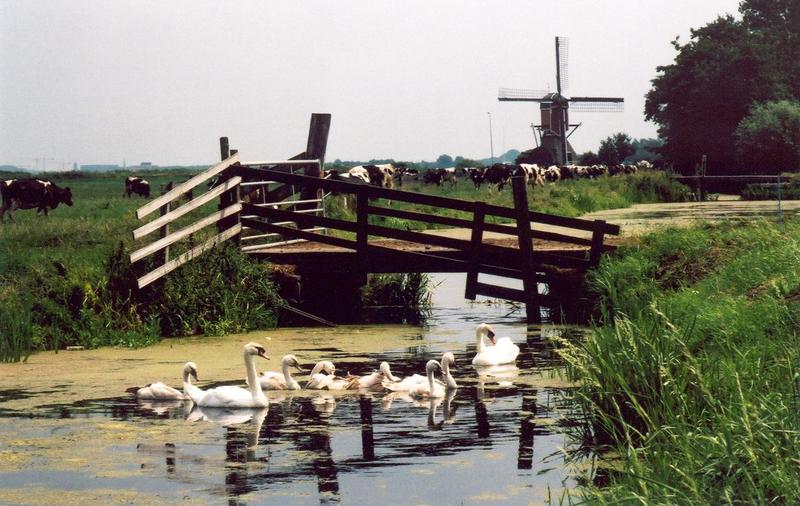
0, 273, 591, 505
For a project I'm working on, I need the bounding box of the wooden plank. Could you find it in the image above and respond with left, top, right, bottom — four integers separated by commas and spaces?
136, 153, 240, 219
130, 203, 242, 263
240, 218, 357, 250
136, 224, 241, 288
242, 203, 357, 233
473, 282, 558, 307
132, 176, 241, 240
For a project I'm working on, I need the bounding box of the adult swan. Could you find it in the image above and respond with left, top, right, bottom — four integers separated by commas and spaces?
189, 342, 270, 408
471, 323, 519, 366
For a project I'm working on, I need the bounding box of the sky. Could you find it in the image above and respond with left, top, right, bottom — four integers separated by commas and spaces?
1, 1, 742, 170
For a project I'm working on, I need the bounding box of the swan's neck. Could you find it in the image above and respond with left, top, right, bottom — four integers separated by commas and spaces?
476, 330, 487, 353
427, 368, 436, 392
183, 369, 192, 385
282, 362, 298, 388
442, 361, 457, 389
244, 353, 266, 401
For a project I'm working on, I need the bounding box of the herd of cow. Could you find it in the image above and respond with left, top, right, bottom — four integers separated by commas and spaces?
0, 159, 652, 223
0, 175, 150, 223
325, 160, 653, 192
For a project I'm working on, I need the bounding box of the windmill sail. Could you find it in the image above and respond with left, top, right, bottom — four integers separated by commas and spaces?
569, 97, 624, 112
498, 88, 551, 102
556, 37, 569, 93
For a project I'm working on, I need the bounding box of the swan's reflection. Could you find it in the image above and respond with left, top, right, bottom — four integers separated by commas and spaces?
427, 389, 457, 430
137, 399, 187, 416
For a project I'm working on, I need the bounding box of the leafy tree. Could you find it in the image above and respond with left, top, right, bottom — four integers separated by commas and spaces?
435, 154, 454, 168
579, 151, 601, 165
645, 2, 799, 175
598, 133, 635, 165
455, 157, 482, 169
628, 138, 664, 163
735, 100, 800, 172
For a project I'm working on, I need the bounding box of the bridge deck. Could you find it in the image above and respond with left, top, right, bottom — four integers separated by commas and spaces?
247, 231, 622, 275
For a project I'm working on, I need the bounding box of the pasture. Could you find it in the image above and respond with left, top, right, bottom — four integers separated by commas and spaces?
0, 167, 687, 362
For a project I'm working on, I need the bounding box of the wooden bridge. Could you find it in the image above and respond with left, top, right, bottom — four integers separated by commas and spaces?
129, 114, 619, 323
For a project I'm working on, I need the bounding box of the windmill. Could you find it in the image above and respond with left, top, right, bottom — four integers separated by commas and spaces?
498, 36, 624, 166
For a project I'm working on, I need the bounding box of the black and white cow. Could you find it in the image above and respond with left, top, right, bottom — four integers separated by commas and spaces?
482, 163, 515, 190
0, 178, 73, 223
124, 176, 150, 198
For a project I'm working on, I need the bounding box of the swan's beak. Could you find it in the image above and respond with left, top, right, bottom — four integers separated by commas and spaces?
488, 330, 496, 345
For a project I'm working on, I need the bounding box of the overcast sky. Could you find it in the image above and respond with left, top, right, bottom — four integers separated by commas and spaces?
1, 1, 741, 170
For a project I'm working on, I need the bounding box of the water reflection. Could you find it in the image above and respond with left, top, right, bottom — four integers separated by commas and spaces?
0, 273, 592, 504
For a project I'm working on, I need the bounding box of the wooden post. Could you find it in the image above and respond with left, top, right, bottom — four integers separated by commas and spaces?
512, 176, 540, 324
217, 139, 240, 243
588, 220, 607, 267
301, 113, 332, 205
356, 192, 369, 286
465, 202, 486, 300
157, 201, 170, 266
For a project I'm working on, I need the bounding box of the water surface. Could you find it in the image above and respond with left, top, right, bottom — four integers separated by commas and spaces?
0, 273, 588, 505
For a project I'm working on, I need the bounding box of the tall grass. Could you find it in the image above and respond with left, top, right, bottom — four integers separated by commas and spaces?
561, 219, 800, 503
361, 272, 434, 324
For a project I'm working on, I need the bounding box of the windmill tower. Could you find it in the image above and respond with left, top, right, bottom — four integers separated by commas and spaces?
498, 37, 624, 166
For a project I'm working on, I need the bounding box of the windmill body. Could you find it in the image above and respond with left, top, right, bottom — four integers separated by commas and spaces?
499, 37, 624, 166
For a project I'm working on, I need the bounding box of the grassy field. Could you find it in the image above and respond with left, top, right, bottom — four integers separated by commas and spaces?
0, 168, 688, 362
560, 219, 800, 503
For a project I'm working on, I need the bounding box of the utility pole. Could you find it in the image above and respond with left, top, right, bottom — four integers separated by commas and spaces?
488, 112, 495, 164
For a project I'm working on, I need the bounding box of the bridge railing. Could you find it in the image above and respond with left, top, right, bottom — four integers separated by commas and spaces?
234, 167, 619, 318
129, 153, 243, 288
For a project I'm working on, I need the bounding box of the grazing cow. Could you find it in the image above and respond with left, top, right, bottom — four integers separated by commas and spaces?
0, 178, 73, 223
636, 160, 653, 172
423, 168, 446, 186
518, 163, 546, 187
482, 163, 515, 190
466, 167, 485, 188
394, 166, 419, 186
124, 176, 150, 198
542, 165, 561, 183
346, 166, 371, 185
364, 164, 397, 189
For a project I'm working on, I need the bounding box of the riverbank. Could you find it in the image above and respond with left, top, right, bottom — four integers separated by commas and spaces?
561, 218, 800, 503
0, 169, 687, 362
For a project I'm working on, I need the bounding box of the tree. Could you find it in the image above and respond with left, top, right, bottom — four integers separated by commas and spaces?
579, 151, 601, 165
628, 138, 664, 163
434, 154, 453, 168
598, 133, 635, 165
735, 100, 800, 172
644, 3, 799, 175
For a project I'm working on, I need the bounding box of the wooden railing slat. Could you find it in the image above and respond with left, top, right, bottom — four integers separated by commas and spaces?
136, 224, 241, 288
132, 176, 241, 240
129, 203, 242, 263
136, 153, 240, 219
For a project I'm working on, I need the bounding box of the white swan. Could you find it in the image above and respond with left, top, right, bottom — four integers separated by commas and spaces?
409, 360, 445, 399
353, 361, 401, 390
128, 361, 199, 400
471, 323, 520, 366
188, 342, 270, 408
440, 352, 458, 390
305, 360, 336, 389
305, 360, 359, 390
256, 354, 303, 390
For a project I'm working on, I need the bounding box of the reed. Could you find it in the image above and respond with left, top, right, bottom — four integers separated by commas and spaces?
561, 219, 800, 503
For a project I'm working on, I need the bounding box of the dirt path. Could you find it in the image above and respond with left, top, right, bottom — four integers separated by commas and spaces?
581, 196, 796, 236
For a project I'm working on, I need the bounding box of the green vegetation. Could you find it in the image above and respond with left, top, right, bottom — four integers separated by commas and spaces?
741, 178, 800, 200
0, 169, 282, 362
645, 1, 799, 174
561, 220, 800, 503
361, 273, 433, 325
735, 100, 800, 172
